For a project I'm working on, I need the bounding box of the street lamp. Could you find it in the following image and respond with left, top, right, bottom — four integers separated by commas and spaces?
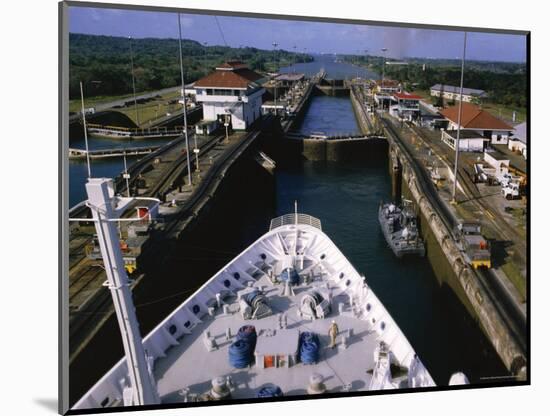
79, 80, 102, 179
224, 110, 231, 143
203, 41, 208, 76
123, 151, 130, 197
381, 47, 388, 81
355, 49, 360, 80
79, 81, 92, 179
451, 32, 468, 204
128, 36, 140, 126
272, 42, 279, 69
364, 49, 369, 91
272, 41, 279, 116
178, 13, 193, 188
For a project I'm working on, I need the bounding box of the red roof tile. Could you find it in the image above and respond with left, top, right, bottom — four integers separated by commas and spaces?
440, 102, 513, 131
394, 92, 422, 100
376, 79, 399, 87
194, 63, 263, 89
216, 61, 248, 70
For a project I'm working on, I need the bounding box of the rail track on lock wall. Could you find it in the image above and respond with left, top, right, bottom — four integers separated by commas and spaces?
380, 116, 526, 358
407, 123, 527, 263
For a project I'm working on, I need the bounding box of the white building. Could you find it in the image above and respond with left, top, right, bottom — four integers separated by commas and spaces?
194, 61, 266, 131
374, 79, 401, 110
430, 84, 487, 103
440, 129, 489, 152
178, 83, 197, 106
484, 151, 510, 177
393, 92, 421, 121
440, 102, 513, 145
508, 122, 527, 159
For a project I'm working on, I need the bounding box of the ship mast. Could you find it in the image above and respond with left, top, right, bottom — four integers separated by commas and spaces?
85, 178, 159, 406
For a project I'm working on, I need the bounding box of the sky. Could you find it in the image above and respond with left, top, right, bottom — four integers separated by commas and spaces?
69, 6, 527, 62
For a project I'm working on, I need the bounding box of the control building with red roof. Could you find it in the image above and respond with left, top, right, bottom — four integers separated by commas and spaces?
373, 79, 401, 109
194, 61, 266, 131
392, 92, 422, 121
440, 102, 513, 145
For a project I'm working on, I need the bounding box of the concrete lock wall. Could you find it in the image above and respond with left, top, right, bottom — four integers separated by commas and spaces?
69, 129, 275, 405
392, 144, 526, 378
278, 87, 387, 162
350, 87, 372, 135
302, 139, 327, 161
281, 137, 386, 162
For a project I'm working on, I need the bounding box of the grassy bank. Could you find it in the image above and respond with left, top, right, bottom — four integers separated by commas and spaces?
71, 90, 183, 126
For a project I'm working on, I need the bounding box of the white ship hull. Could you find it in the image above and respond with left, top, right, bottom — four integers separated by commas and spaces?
74, 213, 435, 410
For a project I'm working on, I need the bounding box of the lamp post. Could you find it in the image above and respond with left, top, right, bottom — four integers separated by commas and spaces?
364, 49, 369, 92
272, 41, 279, 116
178, 13, 193, 187
203, 41, 208, 76
79, 81, 92, 179
123, 151, 130, 197
224, 111, 231, 144
355, 49, 361, 81
451, 32, 468, 205
128, 36, 140, 126
79, 80, 102, 179
381, 48, 388, 110
381, 47, 388, 81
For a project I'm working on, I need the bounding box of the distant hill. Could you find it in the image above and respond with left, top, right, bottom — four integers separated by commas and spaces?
69, 33, 311, 99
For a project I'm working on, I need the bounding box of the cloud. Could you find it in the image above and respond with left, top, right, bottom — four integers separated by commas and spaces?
178, 15, 194, 29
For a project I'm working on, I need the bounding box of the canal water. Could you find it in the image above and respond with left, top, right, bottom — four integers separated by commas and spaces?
281, 54, 379, 80
296, 95, 360, 137
69, 135, 174, 207
274, 93, 508, 385
68, 57, 369, 208
69, 58, 507, 405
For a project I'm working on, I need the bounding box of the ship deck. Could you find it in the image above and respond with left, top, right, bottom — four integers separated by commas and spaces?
155, 272, 388, 402
74, 216, 434, 410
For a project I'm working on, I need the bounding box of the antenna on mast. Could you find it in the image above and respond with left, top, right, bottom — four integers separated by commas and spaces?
178, 12, 193, 188
79, 81, 92, 178
85, 178, 160, 406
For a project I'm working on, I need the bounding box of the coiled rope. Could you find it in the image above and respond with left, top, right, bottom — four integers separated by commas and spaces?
256, 384, 283, 398
228, 325, 257, 368
280, 267, 300, 285
299, 331, 320, 364
244, 290, 262, 306
237, 325, 257, 349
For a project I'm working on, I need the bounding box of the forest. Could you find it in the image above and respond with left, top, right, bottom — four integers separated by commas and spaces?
69, 33, 312, 100
343, 55, 527, 108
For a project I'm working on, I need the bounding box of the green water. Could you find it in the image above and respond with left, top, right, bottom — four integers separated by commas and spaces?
275, 95, 508, 384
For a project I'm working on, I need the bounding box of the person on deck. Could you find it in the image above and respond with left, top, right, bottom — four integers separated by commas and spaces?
328, 320, 339, 349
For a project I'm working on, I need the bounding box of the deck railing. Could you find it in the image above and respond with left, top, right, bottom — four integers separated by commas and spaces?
269, 213, 322, 231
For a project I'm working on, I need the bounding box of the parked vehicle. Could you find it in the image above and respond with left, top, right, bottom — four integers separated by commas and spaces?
453, 221, 491, 269
502, 182, 520, 200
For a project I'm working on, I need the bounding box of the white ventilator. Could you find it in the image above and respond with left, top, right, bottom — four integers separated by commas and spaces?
449, 372, 470, 385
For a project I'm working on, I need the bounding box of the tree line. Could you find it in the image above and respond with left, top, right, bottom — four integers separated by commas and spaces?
69, 33, 312, 100
342, 55, 527, 108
